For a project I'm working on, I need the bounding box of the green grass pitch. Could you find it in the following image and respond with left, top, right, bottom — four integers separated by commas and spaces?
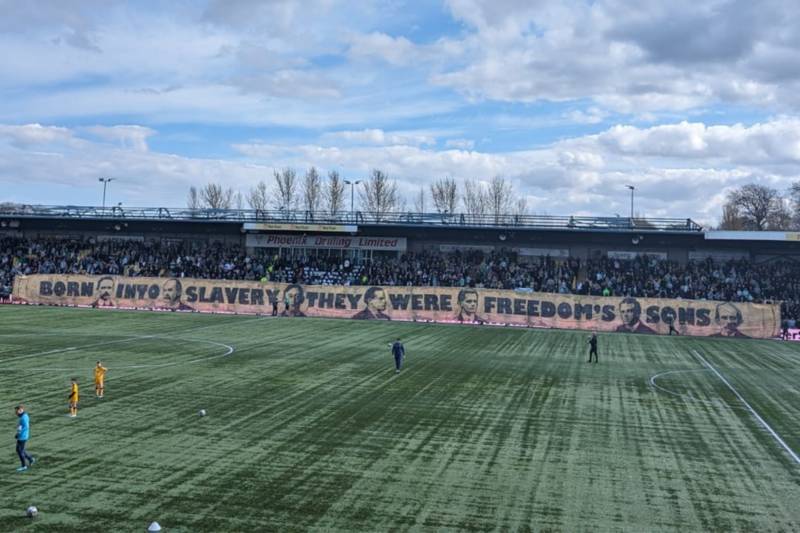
2, 306, 800, 532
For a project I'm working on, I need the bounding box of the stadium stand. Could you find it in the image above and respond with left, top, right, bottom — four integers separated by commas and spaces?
2, 236, 799, 323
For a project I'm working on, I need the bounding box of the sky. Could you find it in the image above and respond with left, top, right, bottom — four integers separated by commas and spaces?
2, 0, 800, 226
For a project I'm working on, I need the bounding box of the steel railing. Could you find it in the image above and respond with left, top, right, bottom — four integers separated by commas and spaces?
0, 204, 704, 232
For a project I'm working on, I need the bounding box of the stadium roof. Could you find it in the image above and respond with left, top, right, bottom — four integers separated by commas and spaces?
0, 204, 703, 233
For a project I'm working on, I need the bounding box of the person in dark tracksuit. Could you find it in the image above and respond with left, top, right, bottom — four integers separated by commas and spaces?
587, 331, 598, 363
667, 317, 680, 336
391, 338, 405, 374
15, 405, 35, 472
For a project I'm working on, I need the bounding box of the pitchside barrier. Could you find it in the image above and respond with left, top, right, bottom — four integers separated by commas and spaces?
12, 274, 781, 339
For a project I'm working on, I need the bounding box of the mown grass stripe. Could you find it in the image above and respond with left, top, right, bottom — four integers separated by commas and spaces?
692, 349, 800, 466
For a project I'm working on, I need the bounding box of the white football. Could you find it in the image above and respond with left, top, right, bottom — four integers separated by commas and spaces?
26, 506, 38, 518
199, 409, 207, 417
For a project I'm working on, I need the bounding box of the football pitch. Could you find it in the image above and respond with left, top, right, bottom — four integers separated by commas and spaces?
2, 306, 800, 532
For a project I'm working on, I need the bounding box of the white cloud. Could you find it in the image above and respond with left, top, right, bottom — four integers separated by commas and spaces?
83, 125, 155, 152
347, 32, 419, 66
595, 119, 800, 166
232, 70, 342, 100
0, 123, 76, 147
322, 129, 436, 147
564, 107, 608, 125
445, 139, 475, 149
433, 0, 800, 113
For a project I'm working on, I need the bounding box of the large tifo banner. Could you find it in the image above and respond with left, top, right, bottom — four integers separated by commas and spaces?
13, 275, 781, 338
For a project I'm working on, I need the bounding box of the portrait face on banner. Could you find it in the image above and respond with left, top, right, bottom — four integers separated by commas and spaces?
353, 286, 391, 320
713, 302, 747, 338
282, 284, 306, 317
162, 278, 182, 305
367, 288, 387, 312
95, 276, 115, 306
615, 297, 655, 334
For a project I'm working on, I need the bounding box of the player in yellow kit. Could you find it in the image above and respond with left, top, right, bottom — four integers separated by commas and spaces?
94, 361, 108, 398
68, 378, 79, 417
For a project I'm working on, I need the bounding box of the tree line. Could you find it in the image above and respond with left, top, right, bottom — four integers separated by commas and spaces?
187, 169, 528, 221
186, 168, 800, 230
719, 182, 800, 231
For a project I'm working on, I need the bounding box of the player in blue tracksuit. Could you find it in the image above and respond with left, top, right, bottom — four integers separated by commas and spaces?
391, 339, 405, 373
15, 405, 35, 472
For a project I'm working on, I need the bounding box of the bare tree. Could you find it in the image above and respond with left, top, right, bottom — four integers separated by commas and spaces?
462, 179, 487, 221
413, 186, 426, 214
769, 198, 793, 229
187, 186, 200, 210
359, 169, 398, 221
324, 170, 346, 216
430, 177, 458, 214
247, 180, 269, 211
397, 195, 408, 214
234, 191, 244, 210
512, 196, 528, 218
302, 167, 323, 213
718, 202, 745, 230
272, 168, 298, 210
726, 184, 788, 230
200, 182, 234, 209
790, 181, 800, 229
487, 176, 513, 224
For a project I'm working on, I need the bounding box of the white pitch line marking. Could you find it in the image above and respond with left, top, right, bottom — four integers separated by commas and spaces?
692, 349, 800, 466
649, 368, 750, 411
0, 337, 143, 364
650, 369, 717, 404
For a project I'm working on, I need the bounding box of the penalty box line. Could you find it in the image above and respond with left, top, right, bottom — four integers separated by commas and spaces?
691, 349, 800, 466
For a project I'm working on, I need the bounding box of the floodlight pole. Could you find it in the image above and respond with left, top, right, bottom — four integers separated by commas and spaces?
626, 185, 635, 223
99, 177, 114, 209
344, 180, 362, 218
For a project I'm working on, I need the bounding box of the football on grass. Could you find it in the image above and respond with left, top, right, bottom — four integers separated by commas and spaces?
199, 409, 207, 417
26, 506, 38, 518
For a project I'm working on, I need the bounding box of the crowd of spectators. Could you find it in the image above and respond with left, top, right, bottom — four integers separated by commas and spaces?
1, 236, 799, 320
